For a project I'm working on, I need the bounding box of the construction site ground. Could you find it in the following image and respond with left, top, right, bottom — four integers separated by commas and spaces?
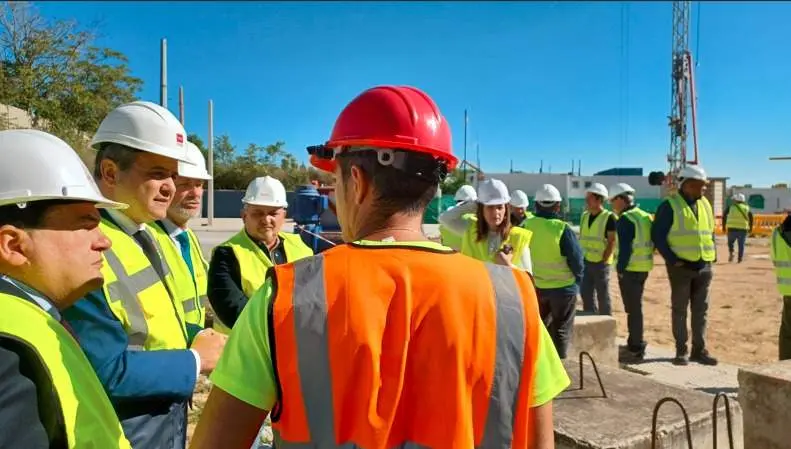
186, 221, 780, 444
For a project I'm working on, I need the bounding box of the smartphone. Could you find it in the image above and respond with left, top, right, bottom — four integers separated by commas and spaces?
501, 244, 513, 255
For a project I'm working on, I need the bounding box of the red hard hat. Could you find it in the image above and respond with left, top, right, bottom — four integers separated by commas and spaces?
309, 85, 457, 172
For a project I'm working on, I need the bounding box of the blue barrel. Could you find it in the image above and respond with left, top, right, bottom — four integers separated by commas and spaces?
291, 185, 329, 253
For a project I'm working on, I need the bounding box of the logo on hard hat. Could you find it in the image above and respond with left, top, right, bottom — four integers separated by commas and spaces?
176, 133, 184, 145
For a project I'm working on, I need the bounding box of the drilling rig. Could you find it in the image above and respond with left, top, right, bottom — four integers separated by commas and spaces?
649, 0, 700, 194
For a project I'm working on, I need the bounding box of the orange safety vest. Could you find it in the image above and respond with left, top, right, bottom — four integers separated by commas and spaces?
268, 243, 542, 449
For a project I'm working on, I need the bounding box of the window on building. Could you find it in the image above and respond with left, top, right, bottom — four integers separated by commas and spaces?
572, 180, 580, 188
584, 181, 592, 188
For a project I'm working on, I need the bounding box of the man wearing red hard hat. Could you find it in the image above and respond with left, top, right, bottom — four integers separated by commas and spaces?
191, 86, 568, 449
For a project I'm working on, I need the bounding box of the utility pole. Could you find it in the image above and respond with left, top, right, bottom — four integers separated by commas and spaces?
207, 100, 214, 226
178, 86, 184, 126
463, 109, 468, 183
160, 39, 167, 108
475, 142, 480, 173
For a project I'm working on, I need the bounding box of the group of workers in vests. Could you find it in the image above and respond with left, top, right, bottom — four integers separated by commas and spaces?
1, 83, 790, 449
439, 165, 722, 366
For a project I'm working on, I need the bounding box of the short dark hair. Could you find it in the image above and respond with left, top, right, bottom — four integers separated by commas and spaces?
94, 143, 141, 180
0, 200, 79, 229
336, 149, 439, 217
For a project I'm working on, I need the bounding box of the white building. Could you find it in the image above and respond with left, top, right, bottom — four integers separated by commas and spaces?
731, 186, 791, 214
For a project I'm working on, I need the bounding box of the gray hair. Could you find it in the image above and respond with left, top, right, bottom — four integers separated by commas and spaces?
93, 143, 142, 180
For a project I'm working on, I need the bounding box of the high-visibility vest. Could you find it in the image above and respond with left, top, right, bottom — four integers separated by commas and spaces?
666, 194, 716, 263
771, 228, 791, 296
460, 219, 532, 266
267, 244, 542, 448
726, 203, 751, 230
620, 207, 655, 272
212, 230, 313, 334
99, 219, 189, 350
580, 210, 614, 264
149, 223, 208, 328
0, 290, 132, 449
523, 217, 576, 289
439, 213, 476, 251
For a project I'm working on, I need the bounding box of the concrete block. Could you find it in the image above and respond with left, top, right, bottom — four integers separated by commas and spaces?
738, 360, 791, 449
568, 313, 619, 367
555, 359, 743, 449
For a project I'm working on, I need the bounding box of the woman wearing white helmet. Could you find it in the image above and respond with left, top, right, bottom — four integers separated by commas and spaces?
509, 189, 533, 227
723, 192, 753, 263
0, 130, 132, 448
438, 179, 533, 272
438, 185, 478, 251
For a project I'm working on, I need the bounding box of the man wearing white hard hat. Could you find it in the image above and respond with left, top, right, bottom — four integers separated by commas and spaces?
0, 130, 132, 448
609, 183, 654, 362
509, 189, 533, 227
438, 184, 477, 251
62, 101, 228, 449
149, 141, 213, 334
438, 178, 533, 273
522, 184, 585, 359
651, 164, 718, 366
723, 192, 753, 263
579, 183, 617, 316
208, 176, 313, 335
771, 199, 791, 360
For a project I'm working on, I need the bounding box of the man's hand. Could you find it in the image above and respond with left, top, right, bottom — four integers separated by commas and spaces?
494, 249, 514, 267
191, 329, 228, 374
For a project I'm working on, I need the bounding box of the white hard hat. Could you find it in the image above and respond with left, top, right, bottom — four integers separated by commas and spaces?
535, 184, 562, 203
608, 182, 636, 200
0, 129, 126, 209
178, 141, 212, 180
731, 193, 745, 202
454, 185, 477, 202
242, 176, 288, 208
678, 164, 708, 183
477, 178, 511, 206
91, 101, 191, 163
510, 190, 529, 208
586, 182, 608, 198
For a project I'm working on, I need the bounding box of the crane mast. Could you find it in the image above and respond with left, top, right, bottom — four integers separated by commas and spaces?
667, 0, 700, 186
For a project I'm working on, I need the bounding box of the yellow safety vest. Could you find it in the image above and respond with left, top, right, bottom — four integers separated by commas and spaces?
666, 194, 716, 263
726, 203, 750, 231
213, 230, 313, 334
522, 217, 576, 289
580, 210, 614, 264
771, 228, 791, 296
460, 220, 533, 267
100, 219, 189, 350
149, 224, 208, 328
440, 213, 476, 251
621, 207, 655, 272
0, 291, 132, 449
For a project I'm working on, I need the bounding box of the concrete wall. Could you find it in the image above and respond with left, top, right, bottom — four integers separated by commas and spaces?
738, 360, 791, 449
731, 186, 791, 213
0, 103, 35, 129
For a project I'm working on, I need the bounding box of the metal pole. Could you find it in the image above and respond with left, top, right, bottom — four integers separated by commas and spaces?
207, 100, 214, 226
160, 39, 167, 108
463, 109, 468, 183
178, 86, 184, 126
476, 141, 480, 172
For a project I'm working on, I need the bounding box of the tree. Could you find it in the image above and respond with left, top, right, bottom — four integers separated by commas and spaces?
0, 1, 142, 160
440, 169, 468, 196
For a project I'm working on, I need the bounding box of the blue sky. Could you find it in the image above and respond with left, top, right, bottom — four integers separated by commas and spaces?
36, 1, 791, 186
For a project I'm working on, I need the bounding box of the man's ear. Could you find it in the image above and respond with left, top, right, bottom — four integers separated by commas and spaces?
350, 165, 370, 206
99, 159, 120, 187
0, 225, 31, 267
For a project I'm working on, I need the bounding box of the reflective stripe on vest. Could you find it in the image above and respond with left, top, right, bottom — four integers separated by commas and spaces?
523, 217, 575, 289
726, 203, 750, 230
0, 291, 132, 449
622, 207, 655, 272
269, 245, 541, 448
771, 228, 791, 296
213, 230, 313, 334
460, 220, 532, 266
100, 220, 188, 350
150, 224, 207, 328
580, 210, 613, 264
187, 228, 209, 322
666, 194, 716, 262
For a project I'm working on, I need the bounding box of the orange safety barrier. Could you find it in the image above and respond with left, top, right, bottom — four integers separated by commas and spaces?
715, 214, 786, 237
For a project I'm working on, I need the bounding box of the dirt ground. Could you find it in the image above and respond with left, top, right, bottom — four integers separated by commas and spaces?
187, 237, 782, 442
609, 237, 781, 366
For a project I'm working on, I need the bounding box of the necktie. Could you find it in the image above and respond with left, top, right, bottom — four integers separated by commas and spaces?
175, 232, 195, 277
133, 229, 168, 281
